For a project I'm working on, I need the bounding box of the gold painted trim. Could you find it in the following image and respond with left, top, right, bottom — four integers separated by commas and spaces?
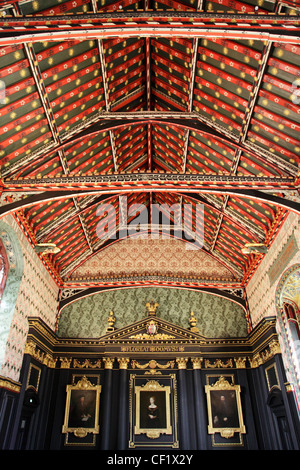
0, 376, 21, 393
26, 363, 41, 391
103, 357, 114, 369
73, 359, 101, 369
60, 357, 72, 369
265, 362, 280, 391
24, 340, 57, 368
131, 359, 175, 374
205, 359, 233, 369
234, 357, 247, 369
191, 357, 203, 369
248, 340, 281, 368
211, 433, 244, 447
176, 357, 188, 369
118, 357, 130, 369
129, 373, 179, 448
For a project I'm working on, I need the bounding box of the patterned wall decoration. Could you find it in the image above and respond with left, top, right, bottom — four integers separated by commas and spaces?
0, 219, 24, 380
57, 286, 248, 339
279, 267, 300, 309
0, 215, 59, 382
275, 263, 300, 406
268, 233, 299, 287
246, 212, 300, 328
69, 237, 237, 282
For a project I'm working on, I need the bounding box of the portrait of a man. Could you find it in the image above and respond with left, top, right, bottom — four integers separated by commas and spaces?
211, 390, 239, 428
68, 390, 96, 428
62, 376, 101, 438
205, 376, 246, 438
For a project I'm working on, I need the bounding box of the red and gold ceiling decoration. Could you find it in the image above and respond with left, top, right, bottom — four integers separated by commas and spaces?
0, 0, 299, 293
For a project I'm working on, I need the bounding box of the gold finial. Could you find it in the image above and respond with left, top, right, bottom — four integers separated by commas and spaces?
107, 311, 116, 332
189, 312, 199, 333
146, 300, 159, 316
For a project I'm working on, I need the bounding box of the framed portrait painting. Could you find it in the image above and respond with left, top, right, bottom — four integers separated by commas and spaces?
205, 375, 246, 439
62, 375, 101, 439
130, 374, 178, 448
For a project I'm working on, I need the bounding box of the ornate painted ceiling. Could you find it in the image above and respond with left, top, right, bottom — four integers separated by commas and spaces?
0, 0, 299, 301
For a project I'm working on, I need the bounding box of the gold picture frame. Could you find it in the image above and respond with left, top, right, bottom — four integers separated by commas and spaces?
26, 363, 41, 392
134, 379, 172, 439
205, 375, 246, 439
265, 363, 280, 391
62, 375, 101, 439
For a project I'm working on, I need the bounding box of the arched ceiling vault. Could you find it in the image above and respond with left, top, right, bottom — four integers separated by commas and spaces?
0, 1, 299, 291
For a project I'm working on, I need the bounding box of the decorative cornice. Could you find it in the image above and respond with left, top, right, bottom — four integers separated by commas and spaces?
23, 316, 282, 371
0, 376, 21, 393
248, 340, 281, 368
64, 275, 242, 289
24, 340, 57, 368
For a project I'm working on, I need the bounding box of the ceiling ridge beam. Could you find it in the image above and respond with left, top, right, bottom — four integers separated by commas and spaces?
188, 38, 199, 113
146, 37, 152, 171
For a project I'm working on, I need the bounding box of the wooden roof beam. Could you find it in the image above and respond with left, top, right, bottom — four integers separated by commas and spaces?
72, 197, 94, 253
182, 37, 198, 173
1, 13, 299, 47
4, 173, 296, 193
36, 194, 116, 242
240, 41, 273, 145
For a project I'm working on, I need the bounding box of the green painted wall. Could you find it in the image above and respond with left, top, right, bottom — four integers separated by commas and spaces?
57, 287, 248, 339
